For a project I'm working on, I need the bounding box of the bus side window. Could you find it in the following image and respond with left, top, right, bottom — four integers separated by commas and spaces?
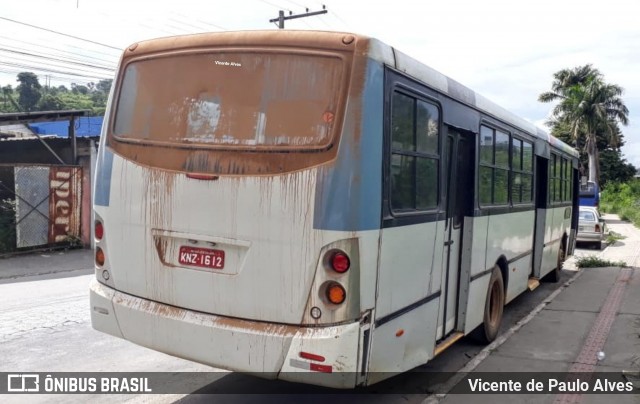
478, 125, 509, 206
390, 91, 440, 213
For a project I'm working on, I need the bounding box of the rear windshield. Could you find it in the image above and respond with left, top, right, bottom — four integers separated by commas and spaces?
113, 52, 344, 149
579, 183, 598, 197
579, 211, 596, 221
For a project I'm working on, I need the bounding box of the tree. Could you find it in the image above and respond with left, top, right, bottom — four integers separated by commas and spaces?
553, 107, 635, 186
1, 85, 20, 112
37, 93, 65, 111
96, 79, 112, 95
539, 65, 629, 183
599, 149, 637, 185
70, 83, 90, 95
16, 72, 42, 111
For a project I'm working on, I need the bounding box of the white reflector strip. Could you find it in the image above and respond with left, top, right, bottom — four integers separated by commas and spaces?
290, 358, 311, 370
289, 358, 333, 373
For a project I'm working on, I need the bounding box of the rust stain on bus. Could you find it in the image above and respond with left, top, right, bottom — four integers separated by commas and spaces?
213, 316, 298, 336
106, 31, 372, 177
115, 292, 299, 336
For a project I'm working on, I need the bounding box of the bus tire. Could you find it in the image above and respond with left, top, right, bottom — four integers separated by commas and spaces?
473, 266, 504, 344
546, 242, 565, 283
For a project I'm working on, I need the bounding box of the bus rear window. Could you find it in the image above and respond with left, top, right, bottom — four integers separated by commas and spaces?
579, 184, 597, 197
113, 52, 344, 149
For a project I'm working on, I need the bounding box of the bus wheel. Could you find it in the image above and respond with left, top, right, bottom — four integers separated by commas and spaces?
545, 243, 565, 283
473, 266, 504, 344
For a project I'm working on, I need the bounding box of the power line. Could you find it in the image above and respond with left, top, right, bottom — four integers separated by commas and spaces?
0, 68, 100, 86
173, 13, 228, 31
93, 10, 180, 37
133, 20, 182, 36
0, 47, 116, 72
269, 6, 328, 29
1, 55, 113, 80
316, 14, 334, 30
168, 16, 226, 33
259, 0, 288, 11
0, 55, 115, 81
0, 34, 119, 65
312, 1, 350, 28
0, 16, 122, 51
281, 0, 307, 10
162, 21, 194, 35
0, 61, 113, 80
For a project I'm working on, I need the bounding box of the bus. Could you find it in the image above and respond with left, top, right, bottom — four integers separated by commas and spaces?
90, 30, 579, 388
579, 180, 600, 207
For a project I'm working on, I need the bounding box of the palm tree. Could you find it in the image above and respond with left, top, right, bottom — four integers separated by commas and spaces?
539, 65, 629, 183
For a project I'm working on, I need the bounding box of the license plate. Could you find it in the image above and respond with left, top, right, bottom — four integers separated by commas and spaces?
178, 246, 225, 269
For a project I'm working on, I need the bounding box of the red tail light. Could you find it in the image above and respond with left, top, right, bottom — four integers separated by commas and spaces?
330, 251, 350, 273
595, 224, 601, 233
95, 221, 104, 240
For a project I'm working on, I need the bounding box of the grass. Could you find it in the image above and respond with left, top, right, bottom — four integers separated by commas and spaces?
575, 255, 626, 268
605, 231, 626, 245
600, 179, 640, 228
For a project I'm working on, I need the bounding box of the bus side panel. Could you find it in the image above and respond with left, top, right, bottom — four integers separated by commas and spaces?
313, 58, 383, 234
484, 210, 535, 304
367, 221, 443, 377
533, 208, 546, 277
539, 206, 567, 278
365, 302, 439, 385
463, 215, 489, 334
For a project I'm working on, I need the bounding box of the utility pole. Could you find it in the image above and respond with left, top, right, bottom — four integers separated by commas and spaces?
269, 5, 327, 29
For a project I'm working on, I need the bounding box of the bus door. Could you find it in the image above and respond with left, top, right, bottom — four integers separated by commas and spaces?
437, 128, 473, 340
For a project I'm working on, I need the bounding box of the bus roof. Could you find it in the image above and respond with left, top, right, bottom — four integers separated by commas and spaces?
122, 30, 578, 159
363, 36, 579, 159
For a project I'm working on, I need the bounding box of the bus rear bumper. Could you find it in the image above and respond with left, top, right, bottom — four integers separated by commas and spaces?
90, 279, 361, 388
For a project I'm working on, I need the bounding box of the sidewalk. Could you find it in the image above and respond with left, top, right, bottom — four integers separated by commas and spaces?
436, 213, 640, 403
0, 248, 93, 281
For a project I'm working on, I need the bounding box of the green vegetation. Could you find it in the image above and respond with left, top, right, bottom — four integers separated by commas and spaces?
0, 198, 16, 253
605, 231, 626, 245
601, 179, 640, 227
539, 64, 633, 186
575, 255, 626, 268
1, 72, 111, 116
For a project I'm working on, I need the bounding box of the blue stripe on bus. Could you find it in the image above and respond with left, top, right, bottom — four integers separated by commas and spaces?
94, 146, 114, 207
313, 60, 383, 231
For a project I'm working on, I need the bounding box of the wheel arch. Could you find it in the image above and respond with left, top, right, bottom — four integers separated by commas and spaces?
495, 255, 509, 293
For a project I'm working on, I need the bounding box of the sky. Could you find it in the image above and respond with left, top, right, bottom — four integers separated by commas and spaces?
1, 0, 638, 167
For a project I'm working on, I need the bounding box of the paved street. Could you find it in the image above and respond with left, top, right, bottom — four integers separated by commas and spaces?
0, 252, 219, 404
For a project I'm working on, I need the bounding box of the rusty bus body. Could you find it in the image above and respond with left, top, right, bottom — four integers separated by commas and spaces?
90, 31, 578, 388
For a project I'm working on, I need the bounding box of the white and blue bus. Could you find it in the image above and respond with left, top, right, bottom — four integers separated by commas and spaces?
90, 30, 579, 388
